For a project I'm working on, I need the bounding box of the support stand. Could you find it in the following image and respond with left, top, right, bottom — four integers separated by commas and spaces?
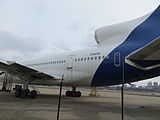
89, 87, 100, 97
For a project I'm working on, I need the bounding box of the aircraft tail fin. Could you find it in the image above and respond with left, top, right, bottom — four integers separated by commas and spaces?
94, 5, 160, 46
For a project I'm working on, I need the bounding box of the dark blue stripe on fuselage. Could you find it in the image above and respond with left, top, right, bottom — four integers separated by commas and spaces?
92, 5, 160, 86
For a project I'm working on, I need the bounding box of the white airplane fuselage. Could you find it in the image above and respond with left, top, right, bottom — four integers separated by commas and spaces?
23, 46, 108, 87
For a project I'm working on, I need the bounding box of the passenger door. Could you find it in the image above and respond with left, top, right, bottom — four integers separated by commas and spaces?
66, 55, 74, 81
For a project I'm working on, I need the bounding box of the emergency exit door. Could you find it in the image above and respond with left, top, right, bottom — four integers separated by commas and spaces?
114, 52, 121, 67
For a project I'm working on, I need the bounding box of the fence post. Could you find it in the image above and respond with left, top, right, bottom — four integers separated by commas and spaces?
121, 58, 125, 120
57, 75, 64, 120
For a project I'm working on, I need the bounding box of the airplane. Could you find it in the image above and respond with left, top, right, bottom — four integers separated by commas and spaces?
0, 5, 160, 99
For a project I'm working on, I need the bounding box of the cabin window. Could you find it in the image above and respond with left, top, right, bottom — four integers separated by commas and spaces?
91, 57, 93, 60
98, 56, 101, 60
95, 56, 97, 60
81, 58, 83, 61
78, 58, 80, 61
75, 59, 77, 62
84, 58, 86, 61
102, 56, 105, 59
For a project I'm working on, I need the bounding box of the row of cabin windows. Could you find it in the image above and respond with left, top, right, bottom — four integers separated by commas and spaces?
43, 60, 66, 64
75, 56, 106, 62
28, 60, 66, 66
28, 56, 106, 66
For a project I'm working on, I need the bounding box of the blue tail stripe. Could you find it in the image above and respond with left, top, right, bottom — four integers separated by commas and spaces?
92, 5, 160, 86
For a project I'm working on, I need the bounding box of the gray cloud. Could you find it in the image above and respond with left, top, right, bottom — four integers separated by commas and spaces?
0, 31, 41, 52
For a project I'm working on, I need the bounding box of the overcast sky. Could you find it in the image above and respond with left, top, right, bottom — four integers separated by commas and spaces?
0, 0, 159, 85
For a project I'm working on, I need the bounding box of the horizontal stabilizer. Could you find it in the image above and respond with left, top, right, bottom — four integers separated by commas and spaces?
125, 36, 160, 70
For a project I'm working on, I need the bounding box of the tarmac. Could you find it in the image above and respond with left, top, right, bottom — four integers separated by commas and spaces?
0, 86, 160, 120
